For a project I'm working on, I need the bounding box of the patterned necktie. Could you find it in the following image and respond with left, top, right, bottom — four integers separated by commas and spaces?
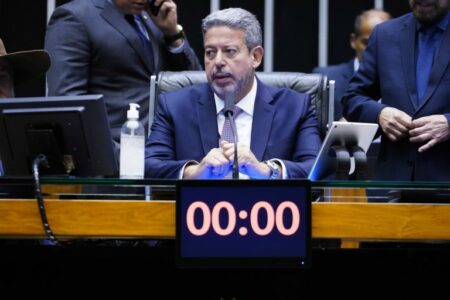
221, 106, 242, 179
126, 15, 155, 71
416, 26, 439, 103
220, 106, 242, 143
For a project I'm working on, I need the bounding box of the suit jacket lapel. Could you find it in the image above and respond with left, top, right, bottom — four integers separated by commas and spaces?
197, 85, 220, 156
100, 1, 152, 72
251, 80, 275, 161
140, 11, 160, 71
400, 14, 419, 110
419, 23, 450, 109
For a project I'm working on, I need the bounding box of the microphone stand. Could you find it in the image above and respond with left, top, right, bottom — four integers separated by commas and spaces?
226, 112, 239, 179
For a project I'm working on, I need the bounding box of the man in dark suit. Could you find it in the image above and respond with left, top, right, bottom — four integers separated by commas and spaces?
313, 9, 390, 120
343, 0, 450, 181
45, 0, 202, 142
145, 8, 321, 179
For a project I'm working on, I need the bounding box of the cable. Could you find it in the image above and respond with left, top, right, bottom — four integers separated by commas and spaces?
227, 114, 239, 179
32, 154, 60, 246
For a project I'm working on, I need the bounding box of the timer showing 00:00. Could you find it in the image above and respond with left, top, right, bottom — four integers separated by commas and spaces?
186, 200, 301, 237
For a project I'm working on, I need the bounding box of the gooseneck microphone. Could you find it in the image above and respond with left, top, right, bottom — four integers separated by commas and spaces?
223, 96, 239, 179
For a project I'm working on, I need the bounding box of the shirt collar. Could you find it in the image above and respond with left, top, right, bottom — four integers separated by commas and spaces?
215, 77, 257, 116
353, 57, 360, 72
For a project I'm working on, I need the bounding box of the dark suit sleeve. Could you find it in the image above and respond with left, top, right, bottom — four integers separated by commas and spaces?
45, 7, 91, 96
144, 94, 189, 178
280, 95, 321, 178
342, 26, 386, 123
165, 38, 202, 71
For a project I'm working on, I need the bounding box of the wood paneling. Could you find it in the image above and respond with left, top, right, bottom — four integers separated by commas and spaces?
2, 199, 450, 242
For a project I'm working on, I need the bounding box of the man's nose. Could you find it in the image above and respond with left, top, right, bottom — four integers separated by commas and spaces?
213, 51, 225, 66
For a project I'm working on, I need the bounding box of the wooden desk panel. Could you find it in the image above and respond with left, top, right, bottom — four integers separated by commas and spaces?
1, 199, 450, 241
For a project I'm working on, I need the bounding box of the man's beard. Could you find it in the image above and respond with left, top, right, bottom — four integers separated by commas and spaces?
411, 1, 449, 24
212, 70, 254, 101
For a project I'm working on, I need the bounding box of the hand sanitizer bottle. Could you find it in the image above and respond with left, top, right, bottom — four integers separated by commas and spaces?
120, 103, 145, 179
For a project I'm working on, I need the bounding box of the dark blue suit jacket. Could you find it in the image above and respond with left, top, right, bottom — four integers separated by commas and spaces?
145, 79, 321, 179
313, 59, 354, 120
343, 13, 450, 181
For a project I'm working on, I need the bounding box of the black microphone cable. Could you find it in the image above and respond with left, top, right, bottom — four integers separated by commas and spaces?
227, 112, 239, 179
223, 96, 239, 179
32, 154, 60, 246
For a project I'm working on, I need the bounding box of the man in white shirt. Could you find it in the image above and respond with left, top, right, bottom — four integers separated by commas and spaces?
145, 8, 321, 179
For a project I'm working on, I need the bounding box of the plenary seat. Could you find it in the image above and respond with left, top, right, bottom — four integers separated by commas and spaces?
149, 71, 334, 139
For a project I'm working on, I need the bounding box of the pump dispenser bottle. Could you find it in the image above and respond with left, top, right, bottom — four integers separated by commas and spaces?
120, 103, 145, 179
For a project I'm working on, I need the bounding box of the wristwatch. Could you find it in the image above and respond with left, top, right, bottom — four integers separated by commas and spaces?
264, 160, 281, 179
164, 24, 185, 44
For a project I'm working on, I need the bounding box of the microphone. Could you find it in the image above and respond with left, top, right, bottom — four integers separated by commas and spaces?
223, 96, 234, 118
223, 96, 239, 179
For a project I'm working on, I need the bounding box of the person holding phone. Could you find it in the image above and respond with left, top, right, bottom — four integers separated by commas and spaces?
45, 0, 202, 143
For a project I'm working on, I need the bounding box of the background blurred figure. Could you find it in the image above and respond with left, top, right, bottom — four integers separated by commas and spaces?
0, 37, 50, 175
45, 0, 202, 143
343, 0, 450, 181
313, 9, 391, 120
145, 8, 321, 179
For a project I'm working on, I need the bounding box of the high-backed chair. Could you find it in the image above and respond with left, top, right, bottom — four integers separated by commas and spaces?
149, 71, 333, 139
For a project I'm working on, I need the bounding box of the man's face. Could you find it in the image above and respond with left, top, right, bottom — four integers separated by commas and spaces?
409, 0, 449, 24
204, 26, 263, 102
351, 12, 391, 62
114, 0, 146, 15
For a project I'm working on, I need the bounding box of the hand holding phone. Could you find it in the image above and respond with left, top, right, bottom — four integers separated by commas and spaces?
148, 0, 165, 16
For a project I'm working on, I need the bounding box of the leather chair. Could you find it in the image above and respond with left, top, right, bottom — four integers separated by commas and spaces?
148, 71, 333, 139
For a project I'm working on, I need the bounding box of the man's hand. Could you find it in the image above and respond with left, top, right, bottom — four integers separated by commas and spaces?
378, 107, 412, 141
409, 114, 450, 152
221, 141, 272, 179
183, 147, 231, 179
147, 0, 179, 36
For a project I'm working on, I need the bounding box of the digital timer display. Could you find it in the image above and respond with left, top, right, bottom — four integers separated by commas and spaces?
176, 180, 311, 268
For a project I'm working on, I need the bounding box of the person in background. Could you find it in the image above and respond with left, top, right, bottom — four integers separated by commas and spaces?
342, 0, 450, 181
0, 38, 51, 176
313, 9, 391, 121
45, 0, 202, 143
145, 8, 321, 179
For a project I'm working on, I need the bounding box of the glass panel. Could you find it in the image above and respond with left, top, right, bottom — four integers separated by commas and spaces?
312, 181, 450, 203
1, 178, 449, 204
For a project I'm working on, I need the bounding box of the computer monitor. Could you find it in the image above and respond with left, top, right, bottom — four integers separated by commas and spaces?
0, 95, 118, 177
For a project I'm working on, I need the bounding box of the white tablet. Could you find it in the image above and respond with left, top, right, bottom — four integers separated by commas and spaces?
308, 121, 379, 180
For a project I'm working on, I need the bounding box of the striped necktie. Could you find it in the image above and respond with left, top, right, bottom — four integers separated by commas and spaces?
126, 15, 155, 71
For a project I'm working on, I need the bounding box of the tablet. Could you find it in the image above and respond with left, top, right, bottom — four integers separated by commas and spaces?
308, 121, 378, 180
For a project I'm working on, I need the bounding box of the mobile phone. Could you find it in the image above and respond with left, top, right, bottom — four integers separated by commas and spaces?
148, 0, 163, 16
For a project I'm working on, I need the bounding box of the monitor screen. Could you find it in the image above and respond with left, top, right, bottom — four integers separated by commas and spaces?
0, 95, 118, 177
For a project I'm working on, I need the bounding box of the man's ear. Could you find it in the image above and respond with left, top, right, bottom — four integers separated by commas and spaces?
350, 33, 357, 51
251, 46, 264, 69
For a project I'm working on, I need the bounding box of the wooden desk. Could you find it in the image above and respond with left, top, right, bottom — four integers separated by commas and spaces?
1, 199, 450, 242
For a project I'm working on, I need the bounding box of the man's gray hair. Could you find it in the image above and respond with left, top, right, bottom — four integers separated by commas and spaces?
201, 7, 262, 49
